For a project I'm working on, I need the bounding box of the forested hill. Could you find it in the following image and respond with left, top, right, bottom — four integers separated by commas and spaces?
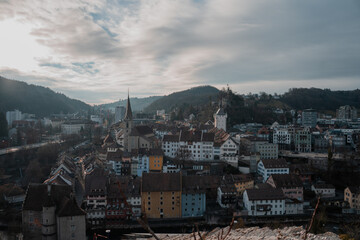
0, 76, 90, 117
99, 96, 162, 112
280, 88, 360, 111
144, 86, 220, 113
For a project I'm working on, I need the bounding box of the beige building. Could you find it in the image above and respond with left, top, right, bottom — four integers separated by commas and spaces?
344, 186, 360, 212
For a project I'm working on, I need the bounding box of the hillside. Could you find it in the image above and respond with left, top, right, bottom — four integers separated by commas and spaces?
144, 86, 220, 113
99, 96, 162, 112
0, 76, 90, 117
279, 88, 360, 111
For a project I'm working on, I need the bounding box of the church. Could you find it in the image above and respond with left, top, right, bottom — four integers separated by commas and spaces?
113, 93, 157, 152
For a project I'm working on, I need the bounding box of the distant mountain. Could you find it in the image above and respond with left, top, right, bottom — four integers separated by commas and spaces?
144, 86, 220, 113
0, 76, 90, 117
279, 88, 360, 111
99, 96, 162, 112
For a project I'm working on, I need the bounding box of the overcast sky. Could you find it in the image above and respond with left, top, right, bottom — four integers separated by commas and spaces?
1, 0, 360, 104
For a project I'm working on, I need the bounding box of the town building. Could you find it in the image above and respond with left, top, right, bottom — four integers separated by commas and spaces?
6, 109, 22, 127
272, 129, 291, 150
61, 120, 92, 135
148, 148, 164, 172
337, 105, 357, 121
90, 115, 103, 125
84, 169, 107, 226
255, 143, 278, 160
214, 107, 227, 132
257, 159, 289, 182
344, 186, 360, 213
217, 184, 237, 209
289, 164, 313, 184
243, 188, 286, 216
266, 174, 303, 201
128, 125, 158, 151
105, 177, 141, 226
22, 184, 86, 240
294, 127, 312, 152
106, 149, 123, 175
141, 173, 182, 218
162, 130, 215, 161
301, 109, 317, 127
311, 184, 335, 198
210, 128, 239, 165
222, 174, 254, 195
181, 176, 206, 218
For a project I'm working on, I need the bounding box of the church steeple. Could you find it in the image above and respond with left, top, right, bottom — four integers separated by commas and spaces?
124, 90, 132, 121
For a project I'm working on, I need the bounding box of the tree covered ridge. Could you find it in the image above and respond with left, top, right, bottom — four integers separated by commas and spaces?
144, 85, 220, 113
281, 87, 360, 111
0, 76, 90, 117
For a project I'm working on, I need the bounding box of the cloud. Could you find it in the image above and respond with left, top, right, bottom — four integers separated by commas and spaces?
0, 0, 359, 104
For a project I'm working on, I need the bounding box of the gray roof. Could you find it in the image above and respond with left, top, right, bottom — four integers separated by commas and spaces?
23, 184, 85, 217
142, 173, 181, 192
215, 107, 226, 116
268, 174, 303, 188
246, 188, 285, 201
261, 159, 288, 169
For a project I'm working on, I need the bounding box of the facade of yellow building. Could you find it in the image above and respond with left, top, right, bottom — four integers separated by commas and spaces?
148, 149, 164, 172
141, 172, 181, 218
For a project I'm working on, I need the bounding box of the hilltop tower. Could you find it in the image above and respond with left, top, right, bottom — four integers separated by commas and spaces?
214, 105, 227, 132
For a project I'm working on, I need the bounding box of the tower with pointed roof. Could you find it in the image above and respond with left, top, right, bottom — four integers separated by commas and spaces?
214, 105, 227, 132
123, 91, 133, 150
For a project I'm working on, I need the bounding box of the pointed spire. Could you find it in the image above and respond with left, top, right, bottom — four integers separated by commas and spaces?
124, 89, 133, 120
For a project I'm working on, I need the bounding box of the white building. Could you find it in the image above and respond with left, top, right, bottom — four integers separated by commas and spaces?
257, 159, 289, 183
243, 188, 286, 216
162, 130, 215, 161
6, 109, 22, 127
61, 122, 86, 135
273, 129, 291, 145
156, 109, 165, 116
311, 184, 336, 198
214, 107, 227, 132
219, 136, 239, 166
217, 184, 237, 209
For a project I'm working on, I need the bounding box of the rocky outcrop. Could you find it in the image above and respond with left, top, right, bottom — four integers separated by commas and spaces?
150, 226, 339, 240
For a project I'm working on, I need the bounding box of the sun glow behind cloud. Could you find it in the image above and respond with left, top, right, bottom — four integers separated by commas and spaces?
0, 0, 359, 104
0, 19, 50, 72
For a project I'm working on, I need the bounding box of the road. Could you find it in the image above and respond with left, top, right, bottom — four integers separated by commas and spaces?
0, 140, 63, 156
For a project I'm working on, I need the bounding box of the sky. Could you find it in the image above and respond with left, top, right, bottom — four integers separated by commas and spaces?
0, 0, 360, 105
